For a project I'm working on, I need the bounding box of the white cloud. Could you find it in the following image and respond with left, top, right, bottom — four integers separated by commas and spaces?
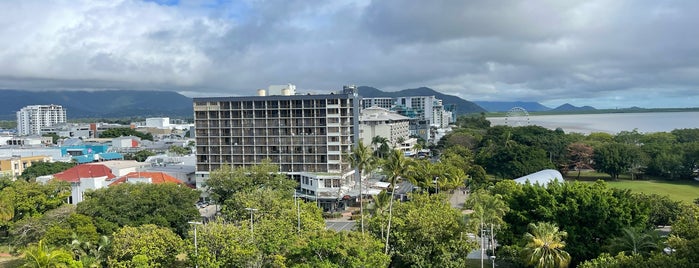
0, 0, 698, 108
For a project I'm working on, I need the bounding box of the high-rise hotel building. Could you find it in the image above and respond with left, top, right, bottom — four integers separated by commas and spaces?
16, 105, 67, 136
193, 85, 360, 210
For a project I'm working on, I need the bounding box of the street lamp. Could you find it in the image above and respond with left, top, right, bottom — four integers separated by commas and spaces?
294, 190, 301, 234
244, 207, 258, 240
187, 221, 202, 268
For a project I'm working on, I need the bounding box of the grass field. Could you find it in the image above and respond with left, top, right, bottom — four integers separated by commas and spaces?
567, 171, 699, 203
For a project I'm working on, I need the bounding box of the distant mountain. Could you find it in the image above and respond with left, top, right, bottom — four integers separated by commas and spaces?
0, 90, 193, 120
551, 103, 597, 112
474, 101, 551, 112
357, 86, 486, 115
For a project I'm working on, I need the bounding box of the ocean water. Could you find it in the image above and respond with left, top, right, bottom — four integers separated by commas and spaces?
487, 111, 699, 134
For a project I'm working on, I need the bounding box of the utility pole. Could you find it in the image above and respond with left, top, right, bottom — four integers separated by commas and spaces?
245, 208, 258, 240
187, 221, 202, 268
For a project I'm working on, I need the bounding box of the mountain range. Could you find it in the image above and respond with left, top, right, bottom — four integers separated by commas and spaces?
357, 86, 487, 114
0, 87, 599, 120
0, 89, 193, 120
474, 101, 597, 113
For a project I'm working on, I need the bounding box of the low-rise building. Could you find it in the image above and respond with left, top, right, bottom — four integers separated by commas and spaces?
85, 160, 149, 177
0, 155, 52, 178
109, 171, 186, 186
359, 106, 410, 146
44, 164, 117, 204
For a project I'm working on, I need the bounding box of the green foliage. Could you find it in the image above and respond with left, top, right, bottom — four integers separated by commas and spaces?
205, 160, 296, 205
604, 228, 661, 256
99, 127, 153, 141
381, 149, 413, 254
370, 136, 391, 159
496, 181, 651, 264
108, 224, 184, 268
407, 159, 465, 194
168, 145, 191, 156
2, 179, 70, 223
43, 212, 99, 249
185, 189, 385, 268
477, 141, 553, 179
670, 204, 699, 240
347, 141, 376, 233
76, 183, 200, 236
440, 129, 484, 150
221, 188, 324, 234
671, 128, 699, 143
455, 112, 491, 129
22, 239, 78, 268
440, 145, 487, 188
368, 193, 477, 267
0, 120, 17, 129
124, 149, 156, 162
579, 251, 694, 268
593, 142, 645, 180
185, 220, 261, 267
42, 133, 61, 144
521, 222, 571, 268
464, 189, 510, 233
20, 162, 76, 181
286, 230, 390, 268
641, 193, 682, 227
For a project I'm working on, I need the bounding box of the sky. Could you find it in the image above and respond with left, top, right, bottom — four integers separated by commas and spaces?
1, 0, 698, 109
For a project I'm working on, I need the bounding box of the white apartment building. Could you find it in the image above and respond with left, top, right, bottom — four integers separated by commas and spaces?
145, 117, 170, 129
395, 96, 436, 125
361, 97, 395, 109
432, 99, 454, 128
193, 85, 360, 211
359, 106, 410, 147
16, 105, 67, 136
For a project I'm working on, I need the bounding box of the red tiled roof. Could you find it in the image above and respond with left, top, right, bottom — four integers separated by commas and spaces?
109, 172, 184, 186
53, 164, 116, 183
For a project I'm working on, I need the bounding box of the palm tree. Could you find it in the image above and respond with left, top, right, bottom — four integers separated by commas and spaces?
368, 191, 391, 240
406, 160, 437, 193
382, 149, 412, 254
605, 227, 660, 256
23, 239, 75, 268
0, 199, 13, 222
522, 222, 571, 268
371, 136, 390, 158
465, 190, 510, 267
348, 141, 375, 234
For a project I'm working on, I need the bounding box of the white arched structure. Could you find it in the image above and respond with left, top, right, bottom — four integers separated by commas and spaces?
514, 169, 563, 187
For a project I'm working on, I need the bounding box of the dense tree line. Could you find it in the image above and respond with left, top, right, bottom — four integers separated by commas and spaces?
19, 161, 76, 181
99, 127, 154, 141
2, 114, 699, 267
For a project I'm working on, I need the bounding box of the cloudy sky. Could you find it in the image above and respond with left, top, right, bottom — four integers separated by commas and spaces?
1, 0, 698, 109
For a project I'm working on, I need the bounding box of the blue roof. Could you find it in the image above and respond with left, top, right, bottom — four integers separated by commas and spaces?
71, 152, 123, 163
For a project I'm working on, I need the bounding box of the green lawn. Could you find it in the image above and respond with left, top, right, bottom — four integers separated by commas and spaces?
567, 171, 699, 203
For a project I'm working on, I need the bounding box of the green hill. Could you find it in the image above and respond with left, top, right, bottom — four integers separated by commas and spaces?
0, 89, 193, 119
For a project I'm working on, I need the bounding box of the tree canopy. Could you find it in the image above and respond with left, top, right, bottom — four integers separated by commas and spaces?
19, 161, 76, 181
76, 183, 200, 236
99, 127, 154, 141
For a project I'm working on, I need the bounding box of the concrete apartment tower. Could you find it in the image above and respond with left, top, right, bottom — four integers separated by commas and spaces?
16, 104, 67, 136
193, 85, 360, 211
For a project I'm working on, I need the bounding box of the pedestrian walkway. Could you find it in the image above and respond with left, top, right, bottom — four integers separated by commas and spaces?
449, 188, 469, 209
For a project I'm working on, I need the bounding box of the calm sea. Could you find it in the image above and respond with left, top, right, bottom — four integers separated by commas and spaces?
487, 111, 699, 134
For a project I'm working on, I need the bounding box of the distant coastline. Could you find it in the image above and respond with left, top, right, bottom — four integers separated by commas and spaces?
488, 111, 699, 134
483, 107, 699, 117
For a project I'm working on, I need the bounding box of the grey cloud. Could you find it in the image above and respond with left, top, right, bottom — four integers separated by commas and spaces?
0, 0, 698, 108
